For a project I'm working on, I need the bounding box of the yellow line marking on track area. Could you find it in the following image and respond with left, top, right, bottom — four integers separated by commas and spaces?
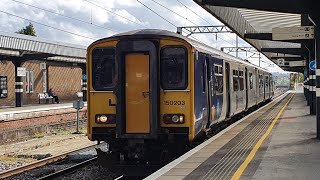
231, 93, 294, 180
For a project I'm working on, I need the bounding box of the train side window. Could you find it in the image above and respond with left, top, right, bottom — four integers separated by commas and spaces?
249, 72, 253, 89
260, 75, 264, 89
92, 47, 115, 90
233, 69, 239, 91
160, 46, 188, 90
265, 76, 269, 87
239, 70, 244, 91
214, 64, 223, 94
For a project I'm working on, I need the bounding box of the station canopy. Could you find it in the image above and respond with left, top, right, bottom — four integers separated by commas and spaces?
0, 31, 86, 64
193, 0, 318, 73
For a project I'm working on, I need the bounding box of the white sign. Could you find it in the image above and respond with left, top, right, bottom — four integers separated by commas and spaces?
277, 58, 285, 66
289, 60, 306, 67
17, 67, 26, 77
276, 60, 305, 67
40, 63, 46, 70
272, 26, 314, 40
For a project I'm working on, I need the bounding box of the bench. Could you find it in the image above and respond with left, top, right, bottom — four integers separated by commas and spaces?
38, 92, 54, 104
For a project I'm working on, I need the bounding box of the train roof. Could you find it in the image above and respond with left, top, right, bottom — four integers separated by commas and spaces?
93, 29, 270, 73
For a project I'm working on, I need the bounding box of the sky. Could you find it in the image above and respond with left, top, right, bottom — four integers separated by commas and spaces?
0, 0, 286, 73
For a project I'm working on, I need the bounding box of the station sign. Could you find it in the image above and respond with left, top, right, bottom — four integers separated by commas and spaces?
82, 74, 87, 80
309, 60, 316, 71
276, 59, 305, 67
277, 58, 285, 66
17, 67, 26, 77
272, 26, 314, 40
289, 60, 306, 67
40, 62, 46, 70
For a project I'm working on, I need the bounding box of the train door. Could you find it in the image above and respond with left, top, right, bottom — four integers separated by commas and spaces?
125, 53, 150, 133
245, 67, 248, 109
202, 57, 211, 128
116, 40, 159, 138
225, 62, 231, 118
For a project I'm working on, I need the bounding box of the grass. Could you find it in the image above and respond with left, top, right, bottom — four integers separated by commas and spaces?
0, 155, 35, 163
32, 132, 45, 138
52, 126, 87, 135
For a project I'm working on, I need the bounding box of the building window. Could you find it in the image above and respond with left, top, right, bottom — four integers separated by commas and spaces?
239, 70, 244, 91
233, 70, 239, 91
214, 64, 223, 94
25, 71, 34, 93
161, 46, 188, 90
249, 72, 253, 89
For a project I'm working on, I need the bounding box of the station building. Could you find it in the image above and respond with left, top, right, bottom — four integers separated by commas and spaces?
0, 31, 87, 107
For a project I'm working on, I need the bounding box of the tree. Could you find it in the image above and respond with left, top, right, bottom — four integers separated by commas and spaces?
16, 22, 37, 36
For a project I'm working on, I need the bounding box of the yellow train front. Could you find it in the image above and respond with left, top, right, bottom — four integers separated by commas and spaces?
86, 29, 273, 166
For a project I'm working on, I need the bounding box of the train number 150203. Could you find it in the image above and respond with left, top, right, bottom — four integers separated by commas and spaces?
164, 100, 185, 106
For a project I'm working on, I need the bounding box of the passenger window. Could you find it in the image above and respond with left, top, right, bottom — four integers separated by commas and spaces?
214, 64, 223, 94
239, 70, 244, 91
249, 72, 253, 89
233, 70, 239, 91
265, 76, 269, 87
160, 46, 188, 90
92, 47, 115, 90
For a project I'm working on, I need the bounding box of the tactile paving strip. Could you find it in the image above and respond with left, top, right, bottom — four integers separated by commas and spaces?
185, 94, 292, 180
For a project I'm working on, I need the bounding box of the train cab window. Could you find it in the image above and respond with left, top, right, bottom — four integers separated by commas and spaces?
214, 64, 223, 94
239, 70, 244, 91
92, 47, 115, 90
233, 70, 239, 91
160, 46, 188, 90
249, 72, 253, 89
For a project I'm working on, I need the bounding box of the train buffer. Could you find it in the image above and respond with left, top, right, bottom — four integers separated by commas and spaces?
146, 92, 320, 179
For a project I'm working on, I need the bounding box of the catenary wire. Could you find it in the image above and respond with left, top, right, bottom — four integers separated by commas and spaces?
150, 0, 198, 26
82, 0, 148, 28
0, 10, 96, 40
10, 0, 119, 33
137, 0, 202, 42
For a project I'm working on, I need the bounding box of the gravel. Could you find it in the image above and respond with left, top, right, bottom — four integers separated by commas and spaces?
59, 161, 117, 180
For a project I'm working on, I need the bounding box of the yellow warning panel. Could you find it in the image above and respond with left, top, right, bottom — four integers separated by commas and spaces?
125, 53, 150, 133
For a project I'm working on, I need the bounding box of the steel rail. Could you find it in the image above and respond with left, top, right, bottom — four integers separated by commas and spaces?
0, 144, 97, 179
38, 157, 97, 180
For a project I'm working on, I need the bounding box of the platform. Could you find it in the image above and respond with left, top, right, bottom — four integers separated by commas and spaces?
0, 102, 87, 122
146, 92, 320, 180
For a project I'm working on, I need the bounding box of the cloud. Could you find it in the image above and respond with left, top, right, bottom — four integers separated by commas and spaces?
0, 0, 283, 72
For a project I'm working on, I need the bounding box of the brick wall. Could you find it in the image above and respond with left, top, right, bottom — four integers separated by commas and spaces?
0, 61, 15, 107
48, 64, 82, 102
0, 60, 83, 107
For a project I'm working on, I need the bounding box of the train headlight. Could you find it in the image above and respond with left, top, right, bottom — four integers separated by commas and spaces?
100, 115, 107, 123
95, 114, 116, 124
163, 114, 185, 124
172, 115, 179, 123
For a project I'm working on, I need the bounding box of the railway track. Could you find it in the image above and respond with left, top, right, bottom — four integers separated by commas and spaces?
0, 90, 287, 180
0, 144, 98, 179
112, 90, 289, 179
37, 157, 97, 180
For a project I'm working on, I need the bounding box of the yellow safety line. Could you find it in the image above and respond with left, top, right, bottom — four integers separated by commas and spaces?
231, 93, 294, 180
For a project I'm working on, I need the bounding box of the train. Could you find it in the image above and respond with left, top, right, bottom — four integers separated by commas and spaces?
86, 29, 274, 166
